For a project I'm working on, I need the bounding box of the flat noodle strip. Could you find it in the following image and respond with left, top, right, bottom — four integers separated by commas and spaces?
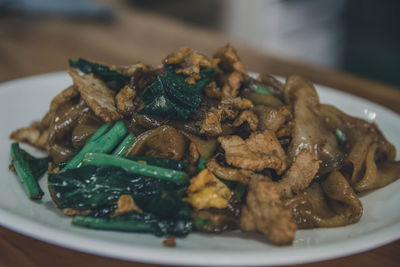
321, 171, 363, 226
319, 104, 398, 192
355, 142, 400, 191
286, 171, 362, 228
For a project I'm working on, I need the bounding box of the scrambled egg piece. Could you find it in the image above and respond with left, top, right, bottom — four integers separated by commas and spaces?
185, 169, 231, 210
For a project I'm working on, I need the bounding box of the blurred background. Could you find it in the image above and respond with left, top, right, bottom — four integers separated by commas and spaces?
0, 0, 399, 87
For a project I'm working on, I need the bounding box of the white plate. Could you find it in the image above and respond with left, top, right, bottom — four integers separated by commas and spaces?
0, 72, 399, 266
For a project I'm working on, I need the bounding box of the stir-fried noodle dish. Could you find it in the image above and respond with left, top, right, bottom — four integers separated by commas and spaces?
9, 44, 400, 246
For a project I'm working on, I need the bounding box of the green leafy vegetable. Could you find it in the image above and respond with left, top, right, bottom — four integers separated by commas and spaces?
10, 143, 49, 200
61, 122, 127, 172
48, 165, 188, 219
69, 58, 130, 91
82, 153, 189, 184
73, 210, 192, 237
139, 66, 214, 120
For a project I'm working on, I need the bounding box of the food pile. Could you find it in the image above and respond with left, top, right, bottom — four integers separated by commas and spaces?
9, 44, 400, 245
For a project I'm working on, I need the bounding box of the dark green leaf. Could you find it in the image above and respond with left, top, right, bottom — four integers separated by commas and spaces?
48, 165, 188, 220
139, 66, 215, 120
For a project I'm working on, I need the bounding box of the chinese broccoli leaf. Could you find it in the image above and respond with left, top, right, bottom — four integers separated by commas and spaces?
139, 66, 214, 120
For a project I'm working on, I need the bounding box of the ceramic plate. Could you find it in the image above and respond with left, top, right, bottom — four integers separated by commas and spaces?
0, 72, 399, 266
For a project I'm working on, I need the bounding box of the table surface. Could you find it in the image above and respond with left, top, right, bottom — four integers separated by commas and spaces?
0, 1, 399, 266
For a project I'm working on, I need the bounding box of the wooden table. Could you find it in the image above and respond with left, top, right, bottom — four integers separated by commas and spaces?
1, 1, 399, 266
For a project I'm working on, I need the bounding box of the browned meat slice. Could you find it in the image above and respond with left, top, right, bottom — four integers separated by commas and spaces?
232, 110, 259, 131
214, 44, 247, 98
115, 85, 136, 115
203, 81, 221, 99
69, 70, 122, 123
278, 150, 320, 199
220, 71, 244, 98
218, 130, 287, 174
11, 84, 80, 150
207, 157, 253, 184
111, 62, 148, 76
10, 126, 48, 150
164, 47, 215, 84
10, 126, 39, 145
49, 85, 79, 113
254, 105, 291, 132
214, 43, 246, 75
220, 97, 253, 110
240, 176, 296, 245
112, 62, 156, 91
200, 97, 253, 136
200, 107, 224, 136
36, 85, 79, 132
164, 47, 192, 65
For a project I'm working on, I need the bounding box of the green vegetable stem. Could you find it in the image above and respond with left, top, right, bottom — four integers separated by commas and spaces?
88, 123, 111, 142
10, 143, 45, 200
250, 82, 271, 95
73, 210, 192, 237
112, 133, 135, 156
61, 121, 127, 172
334, 129, 347, 146
197, 157, 206, 171
72, 215, 153, 233
127, 156, 187, 170
82, 153, 189, 184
